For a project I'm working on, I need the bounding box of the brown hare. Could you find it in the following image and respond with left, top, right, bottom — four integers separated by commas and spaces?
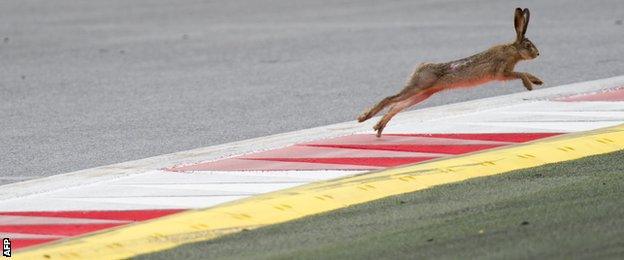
358, 8, 542, 137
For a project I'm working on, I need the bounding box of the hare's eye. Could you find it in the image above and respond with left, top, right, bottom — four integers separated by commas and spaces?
524, 42, 531, 48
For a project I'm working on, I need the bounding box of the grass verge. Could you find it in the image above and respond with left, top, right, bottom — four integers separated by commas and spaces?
138, 150, 624, 260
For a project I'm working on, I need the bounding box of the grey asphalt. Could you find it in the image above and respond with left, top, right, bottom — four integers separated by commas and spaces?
1, 0, 623, 185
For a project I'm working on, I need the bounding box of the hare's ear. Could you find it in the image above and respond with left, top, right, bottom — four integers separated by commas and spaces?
514, 8, 525, 42
522, 8, 530, 37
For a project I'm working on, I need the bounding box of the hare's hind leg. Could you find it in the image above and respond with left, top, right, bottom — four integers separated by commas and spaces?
358, 68, 438, 123
372, 101, 410, 137
373, 90, 435, 137
357, 92, 409, 123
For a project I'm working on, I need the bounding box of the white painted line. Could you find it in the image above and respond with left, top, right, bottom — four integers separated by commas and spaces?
0, 170, 361, 211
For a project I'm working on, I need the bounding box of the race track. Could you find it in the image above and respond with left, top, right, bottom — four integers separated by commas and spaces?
2, 0, 624, 185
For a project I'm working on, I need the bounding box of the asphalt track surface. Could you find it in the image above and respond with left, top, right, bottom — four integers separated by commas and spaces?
2, 0, 624, 185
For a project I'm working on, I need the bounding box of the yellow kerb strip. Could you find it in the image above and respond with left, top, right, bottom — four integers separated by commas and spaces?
16, 124, 624, 260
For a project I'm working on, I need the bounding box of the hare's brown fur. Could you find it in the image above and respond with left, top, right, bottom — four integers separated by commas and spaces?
358, 8, 542, 137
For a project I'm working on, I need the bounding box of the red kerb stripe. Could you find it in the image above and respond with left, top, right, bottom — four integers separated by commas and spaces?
555, 87, 624, 102
383, 133, 561, 142
304, 144, 503, 154
0, 223, 122, 236
243, 157, 439, 167
0, 209, 183, 221
11, 239, 56, 250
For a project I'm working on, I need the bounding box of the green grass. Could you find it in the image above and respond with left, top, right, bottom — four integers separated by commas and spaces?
138, 150, 624, 260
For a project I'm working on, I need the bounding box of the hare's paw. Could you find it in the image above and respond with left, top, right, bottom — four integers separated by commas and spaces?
526, 74, 543, 85
521, 80, 533, 91
357, 109, 373, 122
373, 122, 386, 137
376, 128, 384, 138
357, 113, 369, 122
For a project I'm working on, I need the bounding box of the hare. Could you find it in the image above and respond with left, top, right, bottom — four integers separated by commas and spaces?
358, 8, 542, 137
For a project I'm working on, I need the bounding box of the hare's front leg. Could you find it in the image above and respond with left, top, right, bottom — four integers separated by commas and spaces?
504, 71, 541, 91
